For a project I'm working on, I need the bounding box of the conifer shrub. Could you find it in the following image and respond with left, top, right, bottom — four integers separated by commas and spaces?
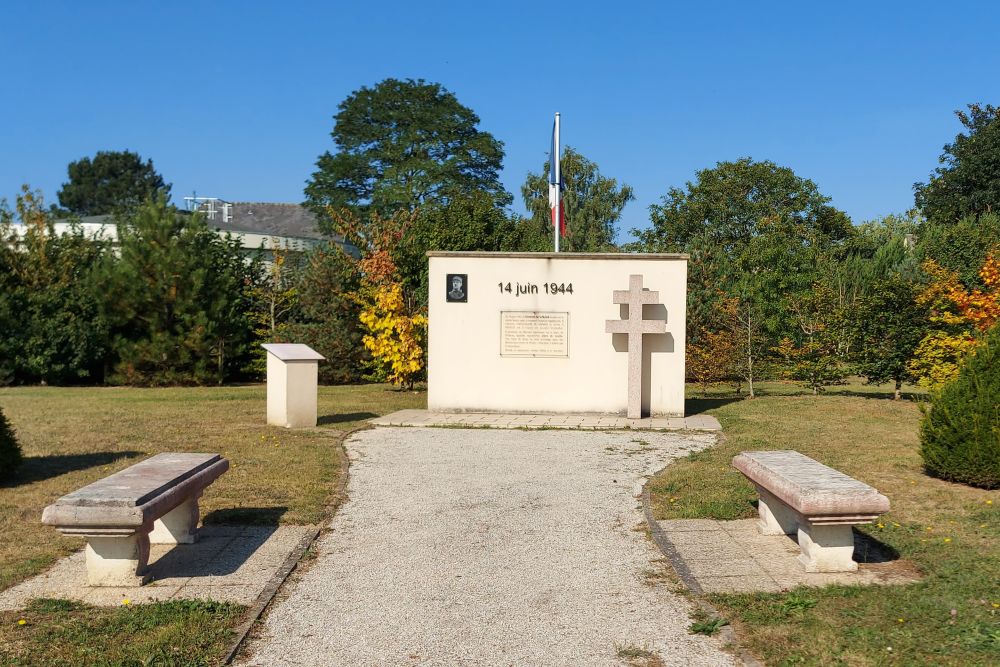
919, 323, 1000, 488
0, 407, 22, 480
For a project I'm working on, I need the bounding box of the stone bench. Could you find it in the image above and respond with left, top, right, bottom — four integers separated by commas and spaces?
732, 451, 890, 572
42, 453, 229, 586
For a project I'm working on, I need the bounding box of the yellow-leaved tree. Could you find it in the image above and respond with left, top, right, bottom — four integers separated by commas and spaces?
330, 207, 427, 389
908, 251, 999, 388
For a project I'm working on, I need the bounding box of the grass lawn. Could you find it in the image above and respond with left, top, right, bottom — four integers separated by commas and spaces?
651, 380, 999, 666
0, 383, 423, 666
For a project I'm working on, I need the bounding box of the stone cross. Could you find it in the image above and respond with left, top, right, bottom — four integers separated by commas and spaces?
604, 274, 666, 418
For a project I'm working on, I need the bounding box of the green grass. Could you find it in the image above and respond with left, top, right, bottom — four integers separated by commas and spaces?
652, 379, 1000, 666
0, 384, 424, 593
1, 598, 243, 666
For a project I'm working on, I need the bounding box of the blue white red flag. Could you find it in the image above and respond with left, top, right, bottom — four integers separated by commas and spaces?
549, 116, 565, 238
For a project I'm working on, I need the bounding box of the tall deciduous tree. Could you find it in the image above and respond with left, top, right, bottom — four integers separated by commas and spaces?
632, 159, 852, 377
304, 78, 509, 222
521, 146, 634, 252
915, 103, 1000, 224
57, 150, 170, 216
399, 191, 528, 304
633, 158, 851, 256
0, 187, 111, 385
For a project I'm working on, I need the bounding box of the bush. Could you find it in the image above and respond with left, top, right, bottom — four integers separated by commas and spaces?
0, 407, 22, 479
920, 323, 1000, 488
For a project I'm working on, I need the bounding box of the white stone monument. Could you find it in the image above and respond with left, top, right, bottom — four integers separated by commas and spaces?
428, 252, 687, 417
262, 343, 325, 428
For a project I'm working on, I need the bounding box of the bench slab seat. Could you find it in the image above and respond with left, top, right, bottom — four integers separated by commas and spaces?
733, 451, 890, 572
42, 453, 229, 586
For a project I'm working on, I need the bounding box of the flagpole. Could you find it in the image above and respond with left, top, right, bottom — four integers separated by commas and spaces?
554, 112, 561, 253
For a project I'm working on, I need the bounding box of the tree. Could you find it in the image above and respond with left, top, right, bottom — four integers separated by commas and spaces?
908, 252, 1000, 389
286, 245, 366, 384
631, 159, 852, 370
915, 103, 1000, 224
0, 187, 111, 385
853, 276, 928, 399
395, 190, 527, 305
57, 150, 170, 216
244, 243, 300, 377
919, 322, 1000, 489
331, 208, 428, 388
0, 407, 21, 480
633, 158, 851, 255
771, 283, 849, 394
304, 78, 509, 222
918, 212, 1000, 288
101, 197, 255, 385
521, 146, 634, 251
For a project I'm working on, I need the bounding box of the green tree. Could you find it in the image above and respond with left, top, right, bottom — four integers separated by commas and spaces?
771, 282, 850, 394
521, 146, 634, 251
287, 245, 366, 384
398, 191, 528, 304
853, 276, 928, 399
919, 322, 1000, 488
0, 407, 21, 480
918, 212, 1000, 289
304, 78, 509, 222
915, 103, 1000, 224
632, 159, 852, 388
0, 187, 111, 384
244, 244, 301, 377
101, 198, 255, 385
633, 158, 851, 255
57, 150, 170, 216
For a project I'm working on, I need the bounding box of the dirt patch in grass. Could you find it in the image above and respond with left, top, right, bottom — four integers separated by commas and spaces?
0, 384, 424, 593
651, 380, 1000, 665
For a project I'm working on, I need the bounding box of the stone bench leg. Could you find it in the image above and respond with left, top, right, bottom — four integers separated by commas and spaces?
84, 530, 152, 586
150, 493, 202, 544
797, 522, 858, 572
755, 486, 798, 536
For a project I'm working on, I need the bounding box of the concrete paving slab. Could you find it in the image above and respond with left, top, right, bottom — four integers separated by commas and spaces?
698, 576, 784, 594
658, 519, 723, 532
370, 410, 722, 431
0, 525, 315, 610
683, 559, 769, 578
656, 518, 920, 594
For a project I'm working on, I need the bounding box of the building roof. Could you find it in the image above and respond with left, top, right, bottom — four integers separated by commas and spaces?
210, 202, 330, 241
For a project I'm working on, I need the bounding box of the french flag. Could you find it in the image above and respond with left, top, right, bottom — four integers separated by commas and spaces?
549, 114, 565, 241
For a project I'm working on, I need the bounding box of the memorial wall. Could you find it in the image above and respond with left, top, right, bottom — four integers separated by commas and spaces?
427, 252, 688, 416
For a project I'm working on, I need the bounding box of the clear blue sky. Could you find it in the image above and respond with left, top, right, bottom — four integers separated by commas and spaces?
2, 1, 997, 242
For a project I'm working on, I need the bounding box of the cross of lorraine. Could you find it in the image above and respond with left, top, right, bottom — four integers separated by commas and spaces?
604, 274, 667, 419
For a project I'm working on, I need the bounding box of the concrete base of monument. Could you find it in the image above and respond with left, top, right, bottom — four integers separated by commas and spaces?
371, 409, 721, 431
0, 524, 316, 610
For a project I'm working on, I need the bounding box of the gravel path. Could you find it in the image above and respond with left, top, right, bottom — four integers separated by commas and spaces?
239, 427, 737, 666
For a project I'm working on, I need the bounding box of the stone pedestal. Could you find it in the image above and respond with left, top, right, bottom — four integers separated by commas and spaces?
149, 493, 201, 544
797, 523, 858, 572
84, 531, 152, 586
755, 486, 799, 536
262, 344, 325, 428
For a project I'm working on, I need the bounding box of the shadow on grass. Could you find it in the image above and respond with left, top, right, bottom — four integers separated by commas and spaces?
854, 529, 901, 564
1, 451, 143, 488
317, 411, 377, 425
685, 396, 744, 416
832, 389, 930, 403
203, 506, 287, 526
